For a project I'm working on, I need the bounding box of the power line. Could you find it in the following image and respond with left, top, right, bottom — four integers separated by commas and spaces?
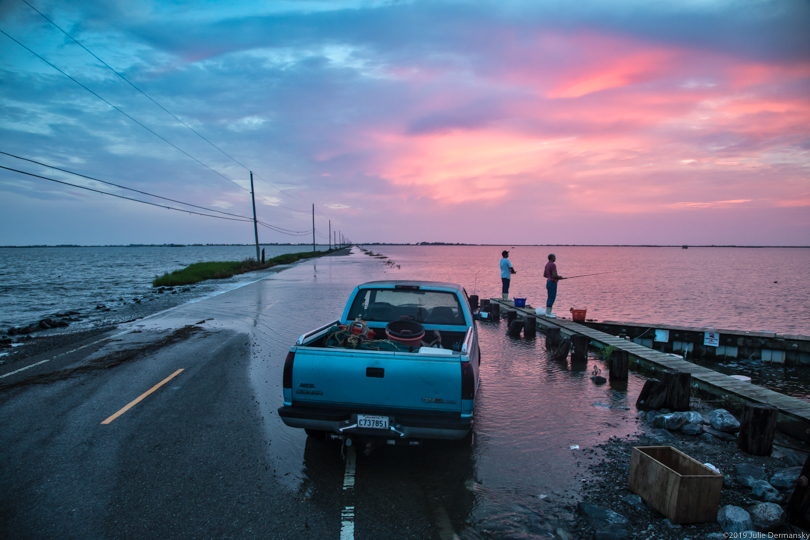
252, 173, 311, 205
1, 159, 316, 235
0, 165, 254, 222
255, 219, 311, 235
2, 12, 333, 238
266, 201, 311, 214
0, 26, 249, 194
257, 222, 311, 236
314, 204, 337, 224
20, 0, 318, 208
0, 151, 253, 221
20, 0, 252, 171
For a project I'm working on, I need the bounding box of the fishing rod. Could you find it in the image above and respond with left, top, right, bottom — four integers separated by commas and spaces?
561, 271, 619, 280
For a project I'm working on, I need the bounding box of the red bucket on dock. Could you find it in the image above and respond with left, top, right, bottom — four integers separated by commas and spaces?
570, 308, 587, 322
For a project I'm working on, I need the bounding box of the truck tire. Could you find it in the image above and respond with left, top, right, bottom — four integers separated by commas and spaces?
455, 429, 474, 447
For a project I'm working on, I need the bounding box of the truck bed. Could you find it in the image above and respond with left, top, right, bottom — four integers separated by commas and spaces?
279, 281, 479, 441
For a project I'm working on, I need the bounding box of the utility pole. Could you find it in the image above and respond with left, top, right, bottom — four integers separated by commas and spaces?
312, 204, 316, 252
250, 171, 260, 263
328, 220, 331, 250
334, 230, 336, 249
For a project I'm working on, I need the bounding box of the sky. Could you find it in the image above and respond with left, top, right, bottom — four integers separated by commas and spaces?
0, 0, 808, 246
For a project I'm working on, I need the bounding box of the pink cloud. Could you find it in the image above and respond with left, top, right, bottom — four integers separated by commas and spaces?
301, 27, 808, 234
666, 199, 752, 209
778, 198, 810, 207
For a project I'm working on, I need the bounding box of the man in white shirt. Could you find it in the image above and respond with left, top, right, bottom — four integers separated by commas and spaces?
499, 250, 516, 300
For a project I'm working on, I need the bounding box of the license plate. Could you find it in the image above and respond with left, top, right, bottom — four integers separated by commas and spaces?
357, 414, 389, 430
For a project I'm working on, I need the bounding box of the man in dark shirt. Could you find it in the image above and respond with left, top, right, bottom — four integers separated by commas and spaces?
542, 253, 564, 318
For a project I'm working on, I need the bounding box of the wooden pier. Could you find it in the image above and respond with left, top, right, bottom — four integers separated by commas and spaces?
491, 299, 810, 443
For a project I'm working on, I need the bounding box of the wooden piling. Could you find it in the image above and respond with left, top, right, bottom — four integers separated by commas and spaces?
481, 299, 491, 311
636, 379, 668, 410
508, 320, 524, 337
737, 403, 778, 456
662, 370, 691, 411
491, 303, 500, 321
546, 327, 561, 349
610, 349, 629, 380
469, 295, 479, 312
551, 338, 571, 362
571, 334, 589, 362
524, 316, 536, 338
506, 309, 517, 326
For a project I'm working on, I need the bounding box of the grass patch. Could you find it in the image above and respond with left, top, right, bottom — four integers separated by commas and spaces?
601, 344, 617, 360
152, 249, 337, 287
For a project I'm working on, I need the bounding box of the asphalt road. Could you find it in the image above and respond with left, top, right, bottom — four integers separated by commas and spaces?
1, 248, 646, 540
0, 250, 470, 540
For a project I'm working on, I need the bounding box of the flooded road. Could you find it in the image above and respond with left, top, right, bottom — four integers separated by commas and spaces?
0, 248, 650, 539
161, 247, 647, 538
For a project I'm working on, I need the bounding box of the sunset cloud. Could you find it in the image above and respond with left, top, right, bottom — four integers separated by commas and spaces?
1, 0, 808, 245
667, 199, 752, 209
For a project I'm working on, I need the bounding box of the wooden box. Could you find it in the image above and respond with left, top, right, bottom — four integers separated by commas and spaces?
629, 446, 723, 524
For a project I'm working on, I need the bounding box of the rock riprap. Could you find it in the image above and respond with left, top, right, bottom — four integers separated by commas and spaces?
751, 480, 782, 503
717, 505, 753, 533
681, 423, 703, 436
710, 409, 741, 432
749, 502, 785, 531
770, 467, 802, 489
736, 463, 768, 487
577, 503, 629, 530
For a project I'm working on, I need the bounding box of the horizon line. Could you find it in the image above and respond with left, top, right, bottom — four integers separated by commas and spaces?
2, 243, 809, 249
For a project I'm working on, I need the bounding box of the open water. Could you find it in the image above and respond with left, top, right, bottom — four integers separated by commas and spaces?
377, 245, 810, 336
0, 245, 330, 330
1, 244, 808, 335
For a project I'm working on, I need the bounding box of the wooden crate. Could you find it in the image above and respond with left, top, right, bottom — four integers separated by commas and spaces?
629, 446, 723, 524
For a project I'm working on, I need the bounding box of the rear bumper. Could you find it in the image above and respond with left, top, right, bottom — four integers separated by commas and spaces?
278, 405, 472, 440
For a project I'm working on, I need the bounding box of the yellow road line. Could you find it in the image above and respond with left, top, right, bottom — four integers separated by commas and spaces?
101, 369, 184, 425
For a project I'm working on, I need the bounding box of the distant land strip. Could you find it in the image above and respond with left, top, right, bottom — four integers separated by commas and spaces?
2, 244, 808, 249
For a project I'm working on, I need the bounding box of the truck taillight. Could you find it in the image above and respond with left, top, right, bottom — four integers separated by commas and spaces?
283, 351, 295, 389
461, 360, 475, 400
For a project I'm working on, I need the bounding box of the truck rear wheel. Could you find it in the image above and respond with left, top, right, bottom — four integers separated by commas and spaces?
456, 429, 474, 447
304, 429, 328, 439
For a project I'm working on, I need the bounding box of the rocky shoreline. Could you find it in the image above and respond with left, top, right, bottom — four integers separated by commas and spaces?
0, 251, 353, 366
0, 284, 205, 366
1, 249, 356, 360
568, 404, 809, 539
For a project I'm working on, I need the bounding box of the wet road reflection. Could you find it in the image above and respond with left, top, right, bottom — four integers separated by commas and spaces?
248, 250, 647, 538
128, 249, 648, 538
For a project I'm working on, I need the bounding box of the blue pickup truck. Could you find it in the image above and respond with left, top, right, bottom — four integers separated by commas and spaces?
278, 281, 480, 445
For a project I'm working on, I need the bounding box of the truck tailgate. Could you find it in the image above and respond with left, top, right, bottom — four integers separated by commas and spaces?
291, 348, 462, 413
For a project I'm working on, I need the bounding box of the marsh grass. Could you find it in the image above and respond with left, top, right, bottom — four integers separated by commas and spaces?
152, 249, 334, 287
601, 344, 617, 360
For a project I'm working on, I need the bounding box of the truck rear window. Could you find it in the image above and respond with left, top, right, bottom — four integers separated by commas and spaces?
347, 288, 465, 325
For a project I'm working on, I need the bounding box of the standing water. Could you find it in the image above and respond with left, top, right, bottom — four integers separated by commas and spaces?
0, 245, 331, 330
376, 245, 810, 336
